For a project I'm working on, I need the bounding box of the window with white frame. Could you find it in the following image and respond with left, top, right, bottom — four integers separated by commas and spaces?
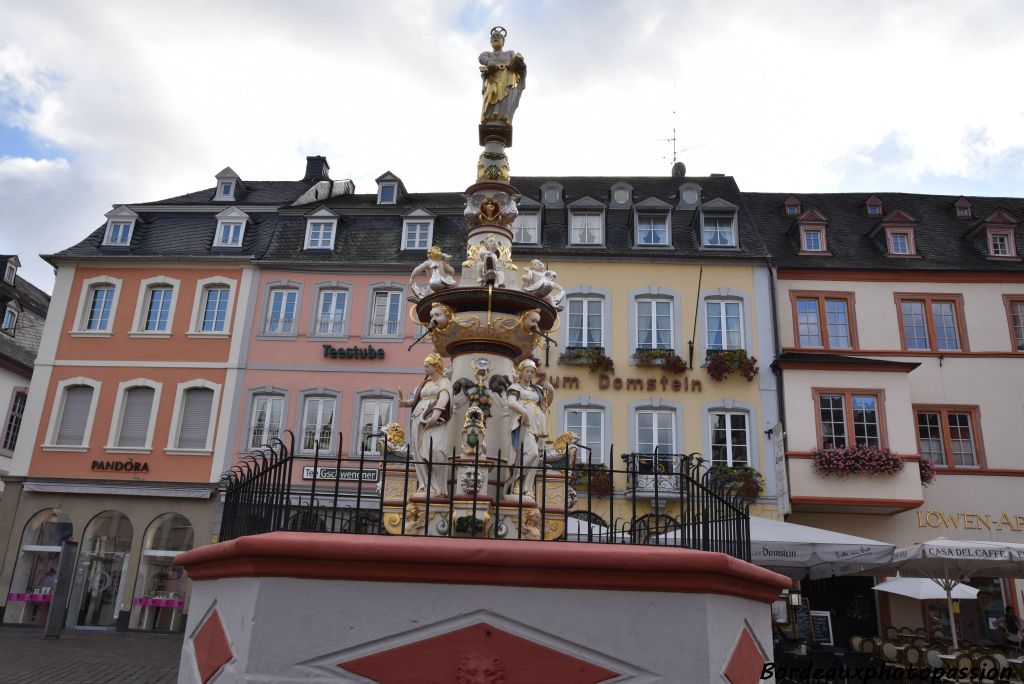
200, 286, 230, 332
265, 288, 298, 334
702, 215, 737, 247
105, 222, 134, 246
142, 286, 174, 332
316, 289, 348, 336
115, 386, 155, 448
3, 262, 16, 284
369, 290, 402, 337
990, 232, 1012, 257
358, 397, 393, 454
301, 396, 335, 452
512, 212, 539, 244
636, 409, 675, 454
85, 285, 117, 331
706, 300, 743, 351
570, 211, 603, 245
889, 232, 911, 255
215, 221, 244, 247
636, 298, 672, 350
218, 181, 234, 198
709, 412, 749, 466
567, 297, 603, 348
2, 391, 27, 452
54, 385, 95, 446
802, 229, 823, 252
403, 221, 432, 250
2, 306, 16, 334
175, 387, 215, 450
305, 220, 336, 249
377, 183, 397, 204
637, 214, 669, 246
566, 408, 604, 463
249, 395, 284, 449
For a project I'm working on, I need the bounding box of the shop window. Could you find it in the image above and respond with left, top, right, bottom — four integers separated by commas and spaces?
896, 294, 967, 352
2, 509, 72, 625
131, 513, 194, 631
914, 406, 983, 468
68, 511, 133, 629
792, 292, 856, 350
814, 390, 885, 449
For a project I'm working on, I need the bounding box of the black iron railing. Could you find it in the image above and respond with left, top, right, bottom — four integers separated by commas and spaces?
218, 431, 751, 562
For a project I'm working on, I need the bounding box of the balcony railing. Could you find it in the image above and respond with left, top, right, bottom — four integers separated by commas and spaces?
622, 452, 683, 495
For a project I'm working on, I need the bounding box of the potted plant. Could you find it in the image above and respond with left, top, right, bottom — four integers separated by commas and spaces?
571, 462, 613, 497
811, 444, 904, 478
919, 458, 937, 486
705, 465, 765, 504
558, 346, 615, 374
633, 348, 687, 374
705, 349, 759, 382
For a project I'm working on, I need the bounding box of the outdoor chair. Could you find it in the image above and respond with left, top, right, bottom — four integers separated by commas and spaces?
904, 645, 924, 669
849, 635, 863, 652
975, 653, 1000, 684
924, 646, 945, 670
881, 641, 905, 674
916, 627, 929, 637
932, 629, 947, 639
885, 626, 899, 640
944, 653, 976, 683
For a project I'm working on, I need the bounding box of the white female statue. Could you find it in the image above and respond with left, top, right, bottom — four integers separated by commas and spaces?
409, 245, 456, 301
399, 353, 453, 497
505, 359, 553, 499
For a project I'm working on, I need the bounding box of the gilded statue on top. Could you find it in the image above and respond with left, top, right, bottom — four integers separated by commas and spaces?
480, 26, 526, 125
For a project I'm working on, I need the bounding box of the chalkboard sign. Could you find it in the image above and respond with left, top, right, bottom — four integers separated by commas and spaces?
792, 599, 813, 641
810, 610, 834, 646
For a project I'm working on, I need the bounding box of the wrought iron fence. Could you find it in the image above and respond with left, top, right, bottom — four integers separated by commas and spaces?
219, 431, 751, 562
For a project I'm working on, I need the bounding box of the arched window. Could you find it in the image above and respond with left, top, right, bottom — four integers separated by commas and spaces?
131, 513, 194, 631
2, 509, 72, 625
68, 511, 133, 629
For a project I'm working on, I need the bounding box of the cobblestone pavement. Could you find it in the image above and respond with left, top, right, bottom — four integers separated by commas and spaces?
0, 626, 182, 683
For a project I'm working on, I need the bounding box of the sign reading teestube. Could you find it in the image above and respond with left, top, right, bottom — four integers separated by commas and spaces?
322, 345, 386, 360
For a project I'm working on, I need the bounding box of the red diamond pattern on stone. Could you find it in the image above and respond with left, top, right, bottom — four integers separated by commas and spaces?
339, 622, 620, 684
191, 609, 234, 684
723, 625, 766, 684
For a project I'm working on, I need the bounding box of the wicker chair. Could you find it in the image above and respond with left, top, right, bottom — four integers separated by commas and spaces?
849, 635, 863, 652
884, 625, 899, 640
923, 646, 945, 670
975, 653, 1000, 684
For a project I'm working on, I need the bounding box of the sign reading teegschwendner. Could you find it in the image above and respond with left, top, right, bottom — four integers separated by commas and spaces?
322, 345, 386, 360
302, 466, 379, 482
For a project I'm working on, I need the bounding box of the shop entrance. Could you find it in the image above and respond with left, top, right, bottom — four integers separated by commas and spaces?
66, 511, 133, 630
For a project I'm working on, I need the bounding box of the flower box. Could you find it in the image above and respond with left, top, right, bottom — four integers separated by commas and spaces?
704, 349, 759, 382
559, 346, 614, 374
811, 444, 903, 478
632, 348, 687, 374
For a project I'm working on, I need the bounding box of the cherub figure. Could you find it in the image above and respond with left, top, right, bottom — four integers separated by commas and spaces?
409, 246, 456, 301
476, 234, 507, 288
520, 259, 564, 310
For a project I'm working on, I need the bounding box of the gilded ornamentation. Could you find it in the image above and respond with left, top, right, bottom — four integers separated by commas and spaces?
480, 26, 526, 125
428, 302, 455, 333
522, 508, 542, 540
480, 197, 501, 222
405, 502, 426, 533
377, 422, 409, 459
464, 191, 519, 228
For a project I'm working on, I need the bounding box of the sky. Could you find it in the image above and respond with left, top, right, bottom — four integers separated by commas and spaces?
2, 0, 1024, 294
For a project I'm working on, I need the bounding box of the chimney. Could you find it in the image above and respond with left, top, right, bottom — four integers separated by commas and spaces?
303, 156, 331, 182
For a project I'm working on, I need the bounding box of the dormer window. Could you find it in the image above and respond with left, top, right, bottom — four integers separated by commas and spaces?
213, 207, 249, 248
402, 207, 435, 250
378, 183, 397, 205
796, 209, 829, 254
218, 181, 234, 198
2, 304, 17, 335
957, 206, 971, 218
871, 208, 919, 257
637, 215, 669, 245
304, 208, 338, 250
4, 260, 17, 284
784, 195, 801, 216
988, 229, 1017, 258
102, 207, 139, 247
802, 229, 823, 252
214, 167, 241, 202
888, 231, 912, 255
698, 198, 739, 248
512, 212, 539, 244
568, 197, 606, 246
865, 195, 883, 216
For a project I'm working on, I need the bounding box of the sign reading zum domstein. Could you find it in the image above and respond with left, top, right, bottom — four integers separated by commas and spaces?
301, 466, 379, 482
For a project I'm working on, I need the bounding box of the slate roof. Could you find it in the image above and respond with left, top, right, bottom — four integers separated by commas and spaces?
0, 265, 51, 372
138, 180, 315, 206
745, 192, 1024, 271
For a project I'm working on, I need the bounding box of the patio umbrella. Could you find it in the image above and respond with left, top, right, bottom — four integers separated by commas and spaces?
565, 516, 613, 542
656, 516, 895, 580
855, 538, 1024, 649
872, 577, 979, 601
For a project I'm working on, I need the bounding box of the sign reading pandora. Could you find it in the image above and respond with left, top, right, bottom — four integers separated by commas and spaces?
322, 345, 386, 360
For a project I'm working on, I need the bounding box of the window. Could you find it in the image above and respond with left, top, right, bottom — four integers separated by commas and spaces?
2, 391, 26, 452
709, 412, 748, 466
249, 395, 283, 449
793, 293, 855, 349
570, 212, 603, 245
305, 221, 336, 250
265, 288, 298, 334
218, 181, 233, 198
706, 300, 743, 351
702, 215, 736, 247
1007, 297, 1024, 351
915, 407, 983, 467
956, 206, 971, 218
54, 385, 95, 446
86, 285, 116, 331
636, 410, 675, 453
358, 397, 393, 454
637, 214, 669, 246
105, 222, 133, 246
316, 289, 348, 336
2, 306, 16, 335
3, 262, 15, 283
636, 299, 672, 350
888, 232, 911, 255
567, 297, 603, 348
215, 222, 244, 247
802, 229, 823, 252
566, 408, 604, 463
987, 229, 1017, 258
814, 390, 884, 449
301, 396, 335, 452
200, 287, 230, 332
115, 386, 155, 448
369, 290, 402, 337
896, 295, 966, 352
512, 212, 539, 244
142, 287, 173, 332
403, 221, 431, 250
786, 205, 799, 216
175, 387, 214, 450
378, 183, 396, 204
